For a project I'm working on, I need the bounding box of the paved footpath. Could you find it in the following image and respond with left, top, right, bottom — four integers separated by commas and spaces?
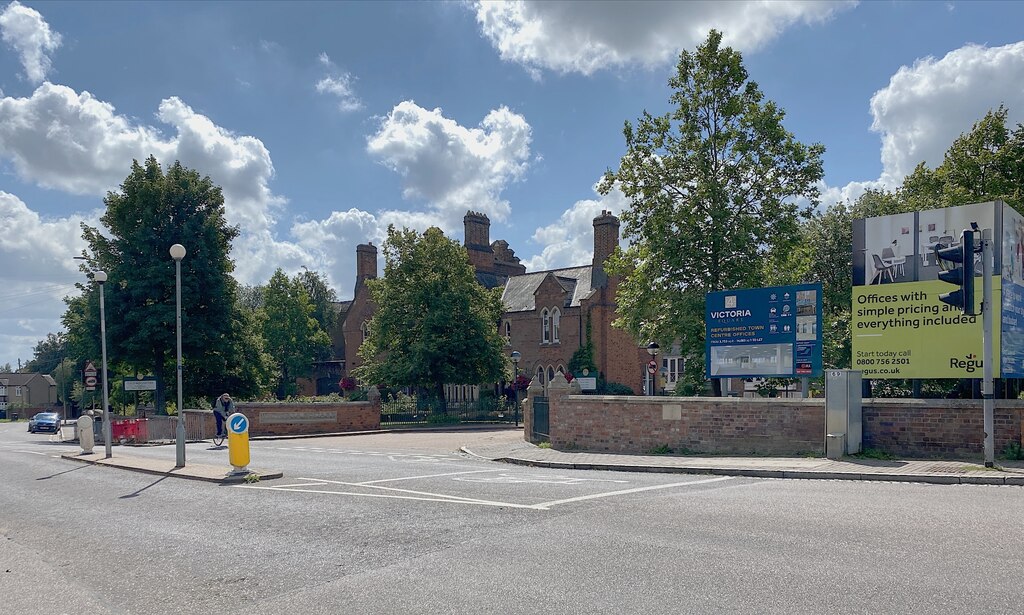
461, 438, 1024, 486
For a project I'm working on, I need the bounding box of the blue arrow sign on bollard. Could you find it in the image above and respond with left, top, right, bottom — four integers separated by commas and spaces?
229, 414, 248, 434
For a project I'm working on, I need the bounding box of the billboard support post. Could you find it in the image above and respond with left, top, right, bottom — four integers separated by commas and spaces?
982, 228, 994, 467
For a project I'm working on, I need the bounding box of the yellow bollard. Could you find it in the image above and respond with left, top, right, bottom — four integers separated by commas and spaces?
226, 412, 250, 474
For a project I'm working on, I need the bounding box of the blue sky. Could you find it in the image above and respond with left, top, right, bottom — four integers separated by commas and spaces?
3, 0, 1024, 369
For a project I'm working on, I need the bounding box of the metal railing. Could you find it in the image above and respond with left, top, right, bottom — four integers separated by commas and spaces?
380, 397, 519, 427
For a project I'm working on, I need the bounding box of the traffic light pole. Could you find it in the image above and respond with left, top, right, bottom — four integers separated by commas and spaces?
981, 228, 994, 467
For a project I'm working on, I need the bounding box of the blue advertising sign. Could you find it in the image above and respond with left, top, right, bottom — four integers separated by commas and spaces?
705, 283, 823, 378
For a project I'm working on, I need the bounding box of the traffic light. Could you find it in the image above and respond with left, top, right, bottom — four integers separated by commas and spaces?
934, 229, 977, 315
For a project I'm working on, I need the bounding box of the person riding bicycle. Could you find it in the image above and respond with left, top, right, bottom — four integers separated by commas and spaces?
213, 393, 234, 439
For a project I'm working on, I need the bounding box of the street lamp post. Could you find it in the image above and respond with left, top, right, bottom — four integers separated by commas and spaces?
511, 351, 521, 427
170, 244, 187, 468
94, 271, 112, 458
646, 342, 660, 396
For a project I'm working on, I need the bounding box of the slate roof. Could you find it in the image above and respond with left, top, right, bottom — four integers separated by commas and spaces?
501, 266, 593, 313
0, 373, 55, 386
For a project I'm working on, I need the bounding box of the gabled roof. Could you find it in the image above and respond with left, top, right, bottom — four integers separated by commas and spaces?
0, 373, 55, 386
501, 266, 593, 313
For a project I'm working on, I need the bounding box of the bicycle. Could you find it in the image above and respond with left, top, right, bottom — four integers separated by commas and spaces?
212, 411, 227, 447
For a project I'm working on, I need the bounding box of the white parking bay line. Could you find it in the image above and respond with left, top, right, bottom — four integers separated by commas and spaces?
238, 484, 539, 509
533, 476, 735, 510
355, 469, 502, 485
294, 476, 521, 505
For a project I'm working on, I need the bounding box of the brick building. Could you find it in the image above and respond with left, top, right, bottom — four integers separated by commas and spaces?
338, 209, 660, 396
501, 210, 650, 394
340, 212, 527, 390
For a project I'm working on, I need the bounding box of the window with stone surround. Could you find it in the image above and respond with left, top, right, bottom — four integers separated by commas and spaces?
541, 308, 550, 344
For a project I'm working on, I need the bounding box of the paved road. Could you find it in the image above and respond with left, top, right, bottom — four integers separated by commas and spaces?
3, 422, 1024, 614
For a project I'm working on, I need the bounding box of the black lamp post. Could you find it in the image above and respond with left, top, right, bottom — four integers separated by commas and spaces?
646, 342, 660, 396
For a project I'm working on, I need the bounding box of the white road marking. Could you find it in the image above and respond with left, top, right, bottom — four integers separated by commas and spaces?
453, 473, 629, 485
533, 476, 734, 509
237, 484, 538, 509
16, 450, 49, 456
356, 469, 502, 485
292, 476, 513, 505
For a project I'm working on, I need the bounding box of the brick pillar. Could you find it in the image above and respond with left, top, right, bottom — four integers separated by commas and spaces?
524, 377, 544, 442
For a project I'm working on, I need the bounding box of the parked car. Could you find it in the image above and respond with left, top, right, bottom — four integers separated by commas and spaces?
28, 412, 61, 434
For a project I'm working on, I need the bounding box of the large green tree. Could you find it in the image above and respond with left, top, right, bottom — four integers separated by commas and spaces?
355, 226, 507, 408
600, 30, 824, 395
23, 332, 66, 374
66, 157, 262, 411
262, 269, 332, 398
296, 268, 340, 339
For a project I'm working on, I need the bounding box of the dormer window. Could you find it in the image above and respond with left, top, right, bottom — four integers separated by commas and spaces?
541, 309, 551, 344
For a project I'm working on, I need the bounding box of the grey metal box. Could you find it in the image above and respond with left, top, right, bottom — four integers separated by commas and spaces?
825, 370, 862, 455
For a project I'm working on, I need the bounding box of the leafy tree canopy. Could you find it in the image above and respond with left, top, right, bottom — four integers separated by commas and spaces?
66, 156, 263, 410
262, 268, 332, 398
600, 29, 824, 394
23, 332, 66, 374
355, 226, 507, 405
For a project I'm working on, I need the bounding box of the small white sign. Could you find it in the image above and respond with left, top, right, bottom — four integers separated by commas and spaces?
123, 379, 157, 391
576, 377, 597, 390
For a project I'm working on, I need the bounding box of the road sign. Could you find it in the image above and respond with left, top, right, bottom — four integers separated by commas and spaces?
647, 360, 657, 375
84, 361, 98, 390
228, 413, 249, 434
123, 376, 157, 391
227, 412, 250, 473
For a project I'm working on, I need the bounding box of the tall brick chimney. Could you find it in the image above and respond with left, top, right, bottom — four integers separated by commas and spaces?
592, 210, 620, 288
464, 211, 491, 248
355, 242, 377, 291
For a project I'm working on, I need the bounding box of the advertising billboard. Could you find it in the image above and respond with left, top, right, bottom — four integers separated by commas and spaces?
851, 200, 1024, 378
705, 283, 822, 378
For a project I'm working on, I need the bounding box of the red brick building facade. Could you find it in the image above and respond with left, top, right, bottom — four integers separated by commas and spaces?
339, 210, 648, 395
501, 210, 647, 394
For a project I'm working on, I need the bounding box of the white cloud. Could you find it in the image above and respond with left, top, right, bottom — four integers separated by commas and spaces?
315, 52, 363, 112
473, 0, 854, 77
366, 101, 532, 229
0, 191, 94, 369
523, 178, 629, 271
0, 0, 62, 83
869, 41, 1024, 187
0, 83, 287, 234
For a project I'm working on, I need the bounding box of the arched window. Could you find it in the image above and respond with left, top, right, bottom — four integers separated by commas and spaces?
504, 321, 512, 343
541, 308, 550, 343
360, 321, 370, 342
536, 366, 545, 384
547, 366, 555, 383
551, 308, 560, 343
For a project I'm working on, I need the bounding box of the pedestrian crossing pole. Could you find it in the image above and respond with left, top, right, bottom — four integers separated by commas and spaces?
980, 228, 994, 467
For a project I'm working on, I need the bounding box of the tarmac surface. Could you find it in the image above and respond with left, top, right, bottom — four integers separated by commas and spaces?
58, 427, 1024, 486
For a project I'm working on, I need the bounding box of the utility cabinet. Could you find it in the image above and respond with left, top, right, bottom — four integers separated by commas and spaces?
825, 370, 863, 458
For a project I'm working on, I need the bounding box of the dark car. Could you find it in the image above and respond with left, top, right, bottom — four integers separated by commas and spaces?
28, 412, 61, 434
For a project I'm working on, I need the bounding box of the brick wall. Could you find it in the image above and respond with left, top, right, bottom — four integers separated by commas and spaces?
532, 394, 1024, 459
234, 402, 380, 437
863, 399, 1023, 458
543, 394, 823, 456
